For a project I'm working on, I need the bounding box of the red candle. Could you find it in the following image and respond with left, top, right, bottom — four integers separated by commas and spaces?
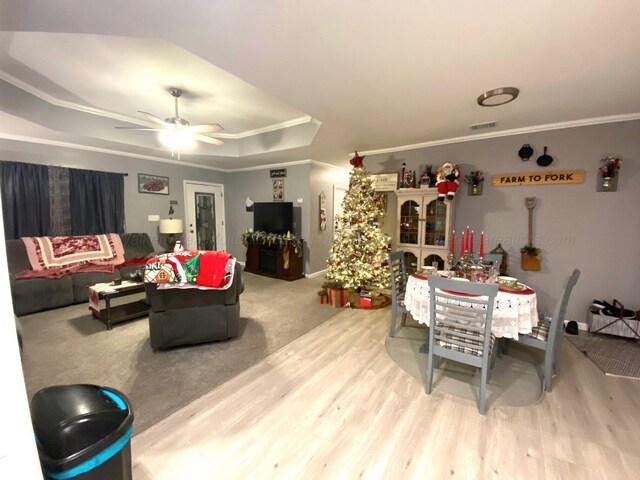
460, 234, 465, 257
480, 231, 484, 257
450, 230, 455, 253
465, 226, 470, 251
470, 230, 474, 254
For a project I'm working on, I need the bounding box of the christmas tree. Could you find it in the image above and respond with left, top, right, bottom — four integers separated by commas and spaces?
326, 152, 390, 289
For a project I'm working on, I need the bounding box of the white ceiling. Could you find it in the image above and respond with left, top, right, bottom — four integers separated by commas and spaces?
0, 0, 639, 170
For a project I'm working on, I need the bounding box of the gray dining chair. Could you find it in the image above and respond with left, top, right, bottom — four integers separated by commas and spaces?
425, 276, 499, 414
388, 251, 409, 337
515, 268, 580, 392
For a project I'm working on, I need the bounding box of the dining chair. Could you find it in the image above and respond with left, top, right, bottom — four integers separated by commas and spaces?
515, 268, 580, 392
388, 251, 409, 337
425, 276, 499, 414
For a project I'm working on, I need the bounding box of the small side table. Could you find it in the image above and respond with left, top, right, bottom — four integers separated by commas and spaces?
88, 281, 149, 330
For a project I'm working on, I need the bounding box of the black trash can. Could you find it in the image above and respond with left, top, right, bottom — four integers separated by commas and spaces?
30, 384, 134, 480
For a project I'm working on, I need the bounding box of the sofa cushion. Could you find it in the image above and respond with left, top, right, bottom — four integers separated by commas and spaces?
11, 276, 74, 316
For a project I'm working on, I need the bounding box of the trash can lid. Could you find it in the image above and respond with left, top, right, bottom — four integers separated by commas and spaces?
31, 384, 133, 472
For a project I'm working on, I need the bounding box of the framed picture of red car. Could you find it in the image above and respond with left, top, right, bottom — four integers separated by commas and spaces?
138, 174, 169, 195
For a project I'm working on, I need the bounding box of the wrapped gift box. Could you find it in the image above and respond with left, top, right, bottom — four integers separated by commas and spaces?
328, 288, 347, 308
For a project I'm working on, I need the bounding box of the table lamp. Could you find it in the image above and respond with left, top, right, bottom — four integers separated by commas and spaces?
159, 218, 183, 251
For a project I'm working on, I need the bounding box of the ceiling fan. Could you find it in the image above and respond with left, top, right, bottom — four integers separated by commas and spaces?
116, 87, 224, 158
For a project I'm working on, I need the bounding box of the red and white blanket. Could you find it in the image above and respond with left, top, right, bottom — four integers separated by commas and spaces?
16, 234, 125, 279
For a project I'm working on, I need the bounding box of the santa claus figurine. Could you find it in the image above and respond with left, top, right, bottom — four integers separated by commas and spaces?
436, 162, 460, 201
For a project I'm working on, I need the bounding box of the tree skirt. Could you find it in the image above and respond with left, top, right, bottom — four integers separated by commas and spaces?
385, 324, 545, 408
566, 331, 640, 379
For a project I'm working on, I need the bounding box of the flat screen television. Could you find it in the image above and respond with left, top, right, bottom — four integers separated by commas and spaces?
253, 202, 293, 235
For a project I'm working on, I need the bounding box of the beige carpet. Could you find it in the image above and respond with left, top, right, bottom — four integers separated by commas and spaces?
19, 272, 340, 434
385, 320, 545, 407
566, 331, 640, 379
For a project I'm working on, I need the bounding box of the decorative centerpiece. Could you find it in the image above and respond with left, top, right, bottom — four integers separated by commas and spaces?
420, 165, 435, 188
598, 156, 621, 192
464, 170, 485, 196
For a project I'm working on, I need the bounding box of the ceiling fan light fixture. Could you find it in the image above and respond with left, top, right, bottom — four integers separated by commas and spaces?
477, 87, 519, 107
158, 128, 195, 152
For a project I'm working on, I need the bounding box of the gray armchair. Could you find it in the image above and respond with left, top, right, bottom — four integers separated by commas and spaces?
144, 262, 244, 349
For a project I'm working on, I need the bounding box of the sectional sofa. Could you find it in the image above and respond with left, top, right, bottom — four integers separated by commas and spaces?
6, 233, 155, 316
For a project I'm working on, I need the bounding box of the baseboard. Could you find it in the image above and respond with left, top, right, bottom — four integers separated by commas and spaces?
305, 268, 327, 279
564, 319, 588, 331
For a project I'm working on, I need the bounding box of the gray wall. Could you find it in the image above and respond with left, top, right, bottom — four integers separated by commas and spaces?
0, 140, 226, 250
224, 163, 312, 271
365, 120, 640, 322
309, 163, 349, 274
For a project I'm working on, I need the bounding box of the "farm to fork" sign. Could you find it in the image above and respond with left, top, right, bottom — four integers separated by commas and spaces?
492, 169, 584, 187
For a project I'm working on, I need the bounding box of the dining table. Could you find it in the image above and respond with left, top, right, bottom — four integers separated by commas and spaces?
404, 273, 538, 340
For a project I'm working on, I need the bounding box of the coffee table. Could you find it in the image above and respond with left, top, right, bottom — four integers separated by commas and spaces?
88, 281, 149, 330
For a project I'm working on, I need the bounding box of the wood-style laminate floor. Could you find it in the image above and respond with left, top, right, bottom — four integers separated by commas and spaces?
132, 308, 640, 479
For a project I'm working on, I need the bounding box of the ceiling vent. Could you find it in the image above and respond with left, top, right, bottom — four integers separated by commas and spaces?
470, 121, 497, 131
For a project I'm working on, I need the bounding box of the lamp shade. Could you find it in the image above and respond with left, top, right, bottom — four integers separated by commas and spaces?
159, 218, 183, 234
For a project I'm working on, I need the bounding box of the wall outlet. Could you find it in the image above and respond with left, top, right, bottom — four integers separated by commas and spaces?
148, 214, 160, 222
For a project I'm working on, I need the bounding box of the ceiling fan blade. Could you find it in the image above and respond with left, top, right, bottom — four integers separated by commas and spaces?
188, 124, 223, 133
138, 111, 171, 128
194, 133, 225, 146
115, 126, 162, 131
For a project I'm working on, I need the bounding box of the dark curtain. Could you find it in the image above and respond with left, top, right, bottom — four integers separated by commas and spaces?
69, 168, 125, 235
0, 161, 50, 239
48, 166, 72, 236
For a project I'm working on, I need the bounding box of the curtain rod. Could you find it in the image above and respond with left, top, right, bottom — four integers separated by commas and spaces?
55, 165, 128, 176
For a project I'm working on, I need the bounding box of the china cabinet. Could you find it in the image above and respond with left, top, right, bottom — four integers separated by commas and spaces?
395, 189, 455, 274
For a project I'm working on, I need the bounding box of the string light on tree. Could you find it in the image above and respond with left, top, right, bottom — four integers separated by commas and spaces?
326, 151, 390, 289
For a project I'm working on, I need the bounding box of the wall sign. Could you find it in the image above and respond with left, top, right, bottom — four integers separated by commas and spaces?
492, 169, 584, 187
370, 172, 399, 191
270, 168, 287, 178
319, 191, 327, 231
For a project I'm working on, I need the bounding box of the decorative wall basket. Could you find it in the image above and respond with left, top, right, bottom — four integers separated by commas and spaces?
521, 253, 541, 271
468, 183, 483, 196
597, 175, 618, 192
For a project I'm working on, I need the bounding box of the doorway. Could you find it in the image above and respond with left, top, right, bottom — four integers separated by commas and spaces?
183, 181, 226, 251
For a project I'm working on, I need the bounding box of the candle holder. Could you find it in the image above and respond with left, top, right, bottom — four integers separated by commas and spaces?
447, 252, 454, 270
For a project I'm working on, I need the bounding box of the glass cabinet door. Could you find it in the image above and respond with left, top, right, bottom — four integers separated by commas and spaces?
404, 251, 419, 274
399, 199, 420, 245
423, 199, 447, 247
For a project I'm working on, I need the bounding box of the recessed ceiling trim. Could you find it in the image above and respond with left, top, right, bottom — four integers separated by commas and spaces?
225, 159, 349, 173
0, 70, 157, 127
0, 133, 227, 171
0, 133, 348, 173
0, 70, 314, 140
356, 113, 640, 157
231, 115, 314, 139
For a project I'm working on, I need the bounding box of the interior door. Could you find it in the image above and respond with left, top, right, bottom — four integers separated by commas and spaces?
184, 182, 225, 251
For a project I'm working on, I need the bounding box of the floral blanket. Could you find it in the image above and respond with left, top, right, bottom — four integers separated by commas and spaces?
144, 250, 235, 290
16, 234, 125, 279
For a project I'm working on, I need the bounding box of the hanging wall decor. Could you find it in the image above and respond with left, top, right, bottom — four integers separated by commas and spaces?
464, 170, 485, 196
597, 156, 621, 192
272, 179, 284, 201
518, 144, 534, 161
319, 191, 327, 231
492, 169, 584, 187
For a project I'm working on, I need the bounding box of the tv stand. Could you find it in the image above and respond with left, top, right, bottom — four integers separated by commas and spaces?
244, 242, 304, 281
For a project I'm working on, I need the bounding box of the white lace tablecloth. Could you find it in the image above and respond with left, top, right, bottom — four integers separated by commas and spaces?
404, 274, 537, 339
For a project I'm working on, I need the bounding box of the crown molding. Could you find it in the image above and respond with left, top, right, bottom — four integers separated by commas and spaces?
0, 133, 227, 171
0, 70, 314, 139
356, 113, 640, 157
0, 133, 351, 173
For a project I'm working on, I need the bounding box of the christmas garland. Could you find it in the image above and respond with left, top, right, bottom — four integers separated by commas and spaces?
241, 230, 303, 257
